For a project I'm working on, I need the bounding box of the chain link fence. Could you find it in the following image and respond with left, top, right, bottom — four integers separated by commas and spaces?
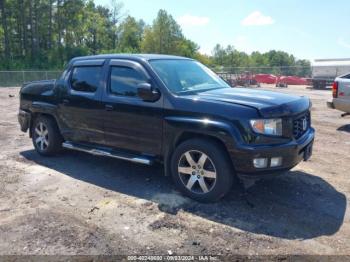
0, 71, 62, 87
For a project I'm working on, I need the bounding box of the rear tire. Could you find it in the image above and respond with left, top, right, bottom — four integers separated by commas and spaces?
170, 138, 234, 202
31, 115, 63, 156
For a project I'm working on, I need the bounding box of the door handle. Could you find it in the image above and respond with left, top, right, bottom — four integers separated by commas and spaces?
105, 104, 114, 111
62, 99, 69, 105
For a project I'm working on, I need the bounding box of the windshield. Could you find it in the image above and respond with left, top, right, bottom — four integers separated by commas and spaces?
149, 59, 230, 94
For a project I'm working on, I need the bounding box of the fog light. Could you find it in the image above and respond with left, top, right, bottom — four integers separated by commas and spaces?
270, 157, 283, 167
253, 158, 268, 168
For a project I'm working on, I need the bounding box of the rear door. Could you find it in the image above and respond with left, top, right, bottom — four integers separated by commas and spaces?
58, 59, 106, 144
101, 59, 163, 155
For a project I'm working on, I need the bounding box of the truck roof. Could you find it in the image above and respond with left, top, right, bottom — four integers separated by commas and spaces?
71, 54, 191, 63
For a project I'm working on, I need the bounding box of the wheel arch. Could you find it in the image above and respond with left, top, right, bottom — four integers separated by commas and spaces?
174, 132, 229, 152
29, 112, 60, 138
28, 101, 60, 137
168, 132, 236, 202
163, 116, 239, 176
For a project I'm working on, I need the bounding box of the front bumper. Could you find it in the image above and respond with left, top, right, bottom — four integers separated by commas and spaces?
327, 98, 350, 113
230, 127, 315, 179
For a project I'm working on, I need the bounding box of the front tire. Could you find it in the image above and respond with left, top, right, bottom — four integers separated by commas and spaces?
170, 139, 234, 202
31, 116, 63, 156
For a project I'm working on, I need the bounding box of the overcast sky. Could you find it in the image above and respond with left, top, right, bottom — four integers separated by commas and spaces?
95, 0, 350, 60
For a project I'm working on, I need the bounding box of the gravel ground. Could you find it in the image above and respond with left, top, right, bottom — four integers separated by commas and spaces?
0, 85, 349, 257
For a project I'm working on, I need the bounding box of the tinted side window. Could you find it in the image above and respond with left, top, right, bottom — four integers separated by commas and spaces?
110, 66, 146, 97
70, 66, 102, 92
341, 74, 350, 79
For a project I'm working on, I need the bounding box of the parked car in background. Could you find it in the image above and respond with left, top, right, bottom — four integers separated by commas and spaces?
327, 73, 350, 116
18, 54, 315, 202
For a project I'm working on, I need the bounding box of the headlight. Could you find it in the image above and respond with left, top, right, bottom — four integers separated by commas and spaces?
250, 119, 282, 136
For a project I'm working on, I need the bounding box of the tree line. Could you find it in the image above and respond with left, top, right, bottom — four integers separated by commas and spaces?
0, 0, 311, 76
211, 45, 311, 76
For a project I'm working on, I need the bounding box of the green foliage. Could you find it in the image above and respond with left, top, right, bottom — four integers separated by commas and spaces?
0, 1, 310, 76
117, 16, 144, 52
0, 0, 119, 69
141, 9, 198, 57
211, 45, 311, 76
194, 53, 213, 66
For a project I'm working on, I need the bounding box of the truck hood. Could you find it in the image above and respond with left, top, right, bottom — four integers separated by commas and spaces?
195, 87, 311, 118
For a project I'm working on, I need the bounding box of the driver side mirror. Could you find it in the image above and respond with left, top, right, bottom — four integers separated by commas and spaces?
137, 83, 160, 102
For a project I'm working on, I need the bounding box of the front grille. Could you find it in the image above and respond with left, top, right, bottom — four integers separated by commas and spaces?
293, 112, 310, 139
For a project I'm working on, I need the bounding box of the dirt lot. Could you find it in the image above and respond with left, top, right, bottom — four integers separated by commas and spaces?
0, 85, 349, 257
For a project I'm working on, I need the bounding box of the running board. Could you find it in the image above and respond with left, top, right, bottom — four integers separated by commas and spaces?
62, 141, 153, 165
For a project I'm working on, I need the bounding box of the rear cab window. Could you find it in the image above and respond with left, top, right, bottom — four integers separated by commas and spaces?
69, 59, 105, 93
341, 74, 350, 79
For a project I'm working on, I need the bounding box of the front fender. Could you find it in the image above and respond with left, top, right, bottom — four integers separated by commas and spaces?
26, 101, 59, 137
31, 101, 58, 115
162, 116, 245, 176
164, 116, 243, 146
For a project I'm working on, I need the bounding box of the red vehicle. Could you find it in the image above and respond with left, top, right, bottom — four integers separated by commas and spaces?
254, 74, 277, 84
278, 76, 309, 85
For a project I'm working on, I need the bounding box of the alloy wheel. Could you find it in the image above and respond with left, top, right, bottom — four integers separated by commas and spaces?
34, 122, 49, 151
178, 150, 217, 194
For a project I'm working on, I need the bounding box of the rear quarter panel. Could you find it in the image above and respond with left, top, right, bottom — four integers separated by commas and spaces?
334, 76, 350, 113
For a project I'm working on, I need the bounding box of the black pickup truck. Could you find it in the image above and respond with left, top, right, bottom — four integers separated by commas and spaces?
18, 54, 315, 202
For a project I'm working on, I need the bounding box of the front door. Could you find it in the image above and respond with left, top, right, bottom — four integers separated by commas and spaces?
101, 59, 163, 156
